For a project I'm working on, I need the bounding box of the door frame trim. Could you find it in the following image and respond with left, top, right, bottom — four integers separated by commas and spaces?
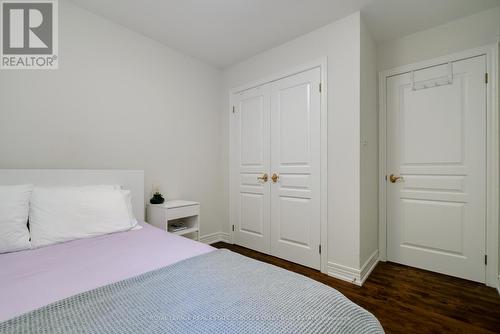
378, 44, 499, 287
228, 57, 328, 273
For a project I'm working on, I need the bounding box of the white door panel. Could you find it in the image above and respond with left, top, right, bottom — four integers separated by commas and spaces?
270, 68, 321, 270
387, 55, 486, 282
233, 85, 271, 254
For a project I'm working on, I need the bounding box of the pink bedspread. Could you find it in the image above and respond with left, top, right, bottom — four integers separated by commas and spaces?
0, 223, 214, 322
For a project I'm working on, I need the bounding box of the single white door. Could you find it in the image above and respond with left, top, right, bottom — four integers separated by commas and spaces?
270, 68, 322, 269
232, 85, 271, 254
386, 56, 486, 282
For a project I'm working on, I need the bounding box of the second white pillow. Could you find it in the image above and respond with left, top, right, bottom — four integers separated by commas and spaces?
29, 186, 135, 248
0, 184, 33, 253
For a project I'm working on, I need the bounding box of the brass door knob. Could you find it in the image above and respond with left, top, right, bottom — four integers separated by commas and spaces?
257, 173, 268, 182
271, 173, 279, 183
389, 174, 403, 183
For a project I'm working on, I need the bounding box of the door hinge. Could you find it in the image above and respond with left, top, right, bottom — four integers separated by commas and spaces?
319, 244, 322, 254
319, 83, 322, 93
232, 225, 235, 232
232, 106, 235, 114
485, 73, 488, 84
485, 254, 488, 265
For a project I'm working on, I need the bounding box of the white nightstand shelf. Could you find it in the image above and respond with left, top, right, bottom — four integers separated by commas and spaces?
173, 226, 199, 237
146, 200, 200, 240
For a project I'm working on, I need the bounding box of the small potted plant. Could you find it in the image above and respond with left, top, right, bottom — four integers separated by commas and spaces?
149, 186, 165, 204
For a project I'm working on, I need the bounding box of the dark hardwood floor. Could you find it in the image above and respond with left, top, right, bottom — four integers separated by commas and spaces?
213, 242, 500, 334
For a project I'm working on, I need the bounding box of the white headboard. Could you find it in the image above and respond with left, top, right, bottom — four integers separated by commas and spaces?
0, 169, 145, 220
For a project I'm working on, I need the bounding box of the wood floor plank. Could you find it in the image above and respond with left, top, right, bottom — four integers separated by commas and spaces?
212, 242, 500, 334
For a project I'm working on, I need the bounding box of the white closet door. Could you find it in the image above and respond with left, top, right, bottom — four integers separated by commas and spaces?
232, 85, 271, 254
270, 68, 321, 269
386, 56, 486, 282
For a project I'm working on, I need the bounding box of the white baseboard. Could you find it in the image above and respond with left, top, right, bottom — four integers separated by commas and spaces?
327, 262, 362, 285
360, 249, 379, 285
497, 275, 500, 296
199, 232, 230, 245
327, 249, 379, 286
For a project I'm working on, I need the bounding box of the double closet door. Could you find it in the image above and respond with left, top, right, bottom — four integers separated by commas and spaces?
231, 67, 322, 270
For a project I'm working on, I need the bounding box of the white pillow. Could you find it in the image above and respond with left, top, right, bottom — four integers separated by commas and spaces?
80, 186, 139, 229
0, 184, 33, 253
121, 189, 140, 230
29, 186, 136, 248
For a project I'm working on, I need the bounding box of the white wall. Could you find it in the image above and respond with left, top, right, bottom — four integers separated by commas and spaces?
222, 12, 363, 270
359, 17, 379, 269
377, 7, 500, 71
0, 0, 225, 237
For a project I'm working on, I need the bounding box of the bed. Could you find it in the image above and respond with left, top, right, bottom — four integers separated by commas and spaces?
0, 170, 383, 333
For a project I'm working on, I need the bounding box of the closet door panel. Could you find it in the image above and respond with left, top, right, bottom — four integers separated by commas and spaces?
232, 85, 271, 254
270, 68, 321, 269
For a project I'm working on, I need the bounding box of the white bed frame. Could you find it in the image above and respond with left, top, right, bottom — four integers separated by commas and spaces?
0, 169, 145, 220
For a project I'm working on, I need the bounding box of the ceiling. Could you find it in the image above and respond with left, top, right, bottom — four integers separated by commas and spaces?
70, 0, 500, 68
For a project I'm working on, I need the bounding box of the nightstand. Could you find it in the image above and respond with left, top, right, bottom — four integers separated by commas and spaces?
146, 200, 200, 240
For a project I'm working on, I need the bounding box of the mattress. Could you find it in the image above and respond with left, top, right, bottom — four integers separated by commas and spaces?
0, 223, 214, 322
